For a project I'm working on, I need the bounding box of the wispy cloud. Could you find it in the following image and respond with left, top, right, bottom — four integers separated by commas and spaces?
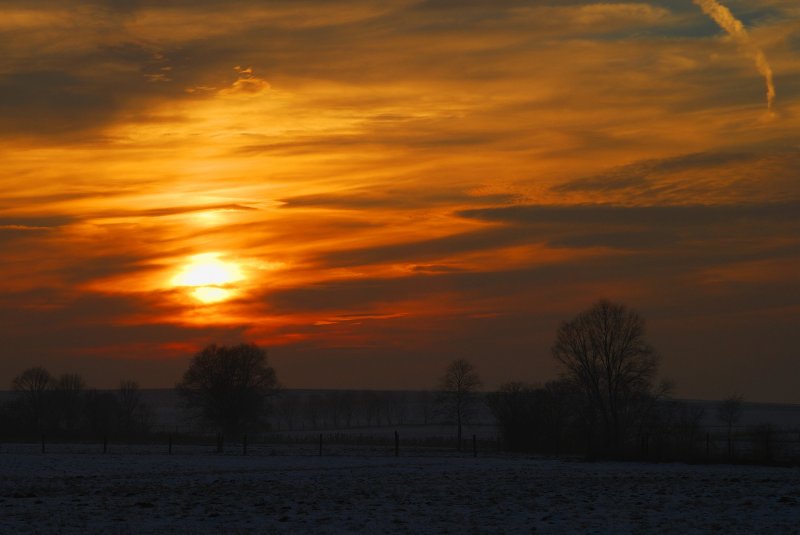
693, 0, 776, 110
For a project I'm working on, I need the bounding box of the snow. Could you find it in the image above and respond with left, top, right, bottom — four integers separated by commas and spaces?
1, 446, 798, 533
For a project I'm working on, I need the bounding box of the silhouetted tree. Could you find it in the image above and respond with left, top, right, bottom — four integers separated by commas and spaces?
487, 382, 539, 451
657, 400, 705, 460
487, 379, 577, 454
53, 372, 85, 434
717, 394, 744, 458
750, 423, 776, 463
117, 380, 152, 437
540, 379, 578, 454
84, 390, 119, 437
11, 367, 54, 432
438, 358, 482, 449
177, 343, 280, 437
552, 299, 660, 454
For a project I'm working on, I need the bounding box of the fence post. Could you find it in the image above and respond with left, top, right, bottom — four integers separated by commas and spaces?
395, 431, 399, 457
473, 434, 477, 458
103, 436, 108, 454
319, 433, 323, 456
168, 435, 173, 455
706, 432, 710, 459
243, 434, 248, 456
41, 434, 45, 454
217, 432, 224, 454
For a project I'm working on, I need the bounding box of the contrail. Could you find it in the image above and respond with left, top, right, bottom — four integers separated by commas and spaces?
693, 0, 775, 111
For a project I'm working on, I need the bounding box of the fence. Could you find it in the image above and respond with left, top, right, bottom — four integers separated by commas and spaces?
4, 429, 800, 465
0, 428, 496, 459
699, 426, 800, 463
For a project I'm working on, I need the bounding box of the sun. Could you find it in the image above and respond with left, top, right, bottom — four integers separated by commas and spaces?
171, 253, 244, 304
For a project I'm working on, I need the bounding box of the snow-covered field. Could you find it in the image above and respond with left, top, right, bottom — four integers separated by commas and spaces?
1, 447, 799, 533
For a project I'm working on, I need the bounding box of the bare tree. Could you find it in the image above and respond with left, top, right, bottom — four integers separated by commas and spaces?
177, 343, 280, 437
11, 367, 54, 431
551, 299, 660, 453
717, 394, 744, 458
117, 380, 152, 436
118, 380, 141, 429
668, 401, 705, 458
53, 372, 85, 433
438, 358, 482, 450
84, 389, 119, 436
486, 382, 538, 452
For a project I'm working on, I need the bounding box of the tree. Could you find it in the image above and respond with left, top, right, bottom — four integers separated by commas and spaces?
551, 299, 660, 454
717, 394, 743, 458
487, 379, 576, 454
437, 358, 482, 450
486, 382, 538, 452
177, 343, 279, 437
11, 367, 54, 432
117, 380, 152, 437
84, 389, 119, 437
53, 372, 85, 434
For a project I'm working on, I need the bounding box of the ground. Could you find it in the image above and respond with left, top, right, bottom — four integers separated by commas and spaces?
1, 445, 798, 533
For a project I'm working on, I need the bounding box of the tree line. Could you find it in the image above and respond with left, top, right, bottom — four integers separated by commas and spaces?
1, 368, 152, 440
1, 300, 771, 460
461, 301, 772, 461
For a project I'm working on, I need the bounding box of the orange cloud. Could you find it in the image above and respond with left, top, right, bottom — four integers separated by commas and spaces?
218, 66, 271, 95
0, 0, 799, 401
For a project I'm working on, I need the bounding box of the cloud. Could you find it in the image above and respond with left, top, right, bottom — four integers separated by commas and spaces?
0, 288, 248, 386
0, 70, 120, 137
0, 215, 73, 228
313, 226, 531, 268
0, 225, 51, 231
553, 152, 755, 193
238, 131, 495, 156
266, 242, 800, 318
458, 201, 800, 230
92, 203, 258, 220
551, 151, 800, 204
279, 188, 520, 210
0, 0, 799, 400
513, 3, 673, 31
693, 0, 776, 110
218, 66, 271, 96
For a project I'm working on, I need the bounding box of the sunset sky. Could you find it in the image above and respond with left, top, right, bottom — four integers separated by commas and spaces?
1, 0, 799, 401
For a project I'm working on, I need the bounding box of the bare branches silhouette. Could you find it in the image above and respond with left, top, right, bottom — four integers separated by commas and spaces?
437, 358, 482, 449
552, 299, 661, 454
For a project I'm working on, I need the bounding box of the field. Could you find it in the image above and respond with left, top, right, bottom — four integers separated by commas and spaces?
1, 446, 799, 533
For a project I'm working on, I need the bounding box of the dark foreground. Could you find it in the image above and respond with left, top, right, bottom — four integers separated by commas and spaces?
1, 446, 799, 533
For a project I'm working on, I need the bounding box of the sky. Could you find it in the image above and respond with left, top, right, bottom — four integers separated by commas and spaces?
1, 0, 799, 401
